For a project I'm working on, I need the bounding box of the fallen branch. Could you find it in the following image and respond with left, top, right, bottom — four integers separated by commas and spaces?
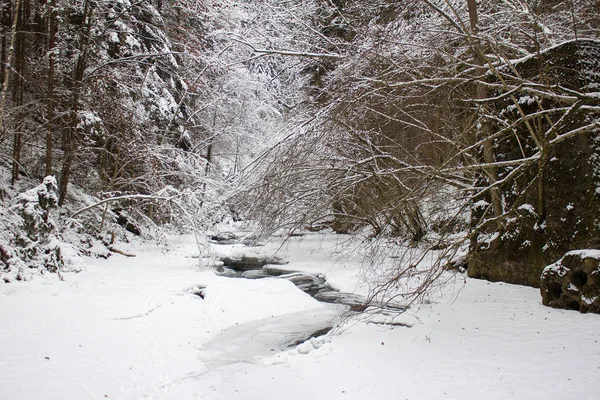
367, 320, 413, 328
108, 246, 136, 257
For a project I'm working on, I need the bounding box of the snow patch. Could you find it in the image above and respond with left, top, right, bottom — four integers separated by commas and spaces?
542, 260, 569, 278
518, 203, 536, 214
562, 249, 600, 259
477, 232, 499, 249
472, 200, 489, 210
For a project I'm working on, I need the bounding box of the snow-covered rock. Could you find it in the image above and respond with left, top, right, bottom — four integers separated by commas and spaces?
541, 249, 600, 313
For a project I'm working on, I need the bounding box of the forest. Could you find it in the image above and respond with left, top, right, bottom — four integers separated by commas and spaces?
1, 0, 598, 309
1, 1, 600, 399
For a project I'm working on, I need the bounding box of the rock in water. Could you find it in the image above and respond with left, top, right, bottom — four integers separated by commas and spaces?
241, 270, 270, 279
210, 232, 238, 244
220, 255, 288, 271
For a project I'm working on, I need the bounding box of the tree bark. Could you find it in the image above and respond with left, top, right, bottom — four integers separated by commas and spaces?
10, 0, 27, 185
467, 0, 502, 222
45, 0, 57, 176
0, 0, 10, 88
0, 0, 20, 144
59, 0, 93, 205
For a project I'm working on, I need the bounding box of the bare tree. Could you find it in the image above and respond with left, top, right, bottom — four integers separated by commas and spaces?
235, 0, 600, 308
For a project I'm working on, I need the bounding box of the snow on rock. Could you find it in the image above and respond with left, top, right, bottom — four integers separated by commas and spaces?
563, 249, 600, 259
472, 199, 489, 210
541, 249, 600, 313
469, 39, 600, 288
446, 242, 469, 271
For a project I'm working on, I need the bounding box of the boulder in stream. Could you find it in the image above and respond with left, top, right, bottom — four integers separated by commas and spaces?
210, 231, 239, 244
220, 255, 288, 272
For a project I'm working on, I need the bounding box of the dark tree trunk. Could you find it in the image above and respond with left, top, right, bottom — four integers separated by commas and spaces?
10, 0, 27, 185
467, 0, 502, 222
0, 0, 11, 87
45, 0, 57, 176
0, 0, 18, 145
59, 0, 93, 205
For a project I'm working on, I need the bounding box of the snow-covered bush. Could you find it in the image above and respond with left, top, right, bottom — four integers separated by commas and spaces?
12, 176, 58, 242
1, 176, 64, 282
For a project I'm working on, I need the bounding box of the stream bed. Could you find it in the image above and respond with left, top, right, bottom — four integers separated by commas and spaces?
202, 233, 406, 365
215, 250, 407, 314
217, 254, 373, 312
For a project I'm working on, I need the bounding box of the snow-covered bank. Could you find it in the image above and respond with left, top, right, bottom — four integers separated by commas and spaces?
1, 233, 599, 400
0, 235, 335, 399
217, 279, 600, 400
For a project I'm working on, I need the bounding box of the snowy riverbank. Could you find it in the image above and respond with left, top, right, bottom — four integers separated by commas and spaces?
1, 232, 599, 400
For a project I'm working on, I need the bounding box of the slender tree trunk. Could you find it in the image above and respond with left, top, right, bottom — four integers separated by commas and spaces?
45, 0, 57, 176
205, 110, 216, 177
467, 0, 502, 223
0, 0, 20, 143
205, 138, 213, 175
466, 0, 478, 31
10, 0, 26, 185
10, 127, 21, 183
59, 0, 93, 205
0, 0, 10, 87
199, 126, 214, 207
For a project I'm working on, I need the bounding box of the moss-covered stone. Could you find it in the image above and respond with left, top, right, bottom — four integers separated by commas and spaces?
541, 250, 600, 313
468, 39, 600, 288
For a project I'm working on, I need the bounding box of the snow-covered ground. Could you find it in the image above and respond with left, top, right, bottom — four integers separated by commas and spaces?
1, 232, 599, 400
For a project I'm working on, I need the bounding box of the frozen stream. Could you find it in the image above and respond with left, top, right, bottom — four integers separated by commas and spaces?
200, 241, 364, 366
201, 306, 343, 367
3, 233, 599, 400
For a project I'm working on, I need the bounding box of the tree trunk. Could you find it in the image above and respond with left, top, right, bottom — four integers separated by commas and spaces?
0, 0, 10, 87
467, 0, 502, 223
59, 0, 93, 205
0, 0, 20, 143
45, 0, 57, 176
10, 0, 26, 185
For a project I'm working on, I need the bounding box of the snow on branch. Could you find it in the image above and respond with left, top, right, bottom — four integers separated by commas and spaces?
231, 38, 345, 59
70, 193, 176, 219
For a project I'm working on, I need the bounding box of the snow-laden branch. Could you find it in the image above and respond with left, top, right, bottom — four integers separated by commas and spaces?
70, 193, 176, 219
84, 51, 185, 79
549, 120, 600, 146
231, 38, 345, 59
